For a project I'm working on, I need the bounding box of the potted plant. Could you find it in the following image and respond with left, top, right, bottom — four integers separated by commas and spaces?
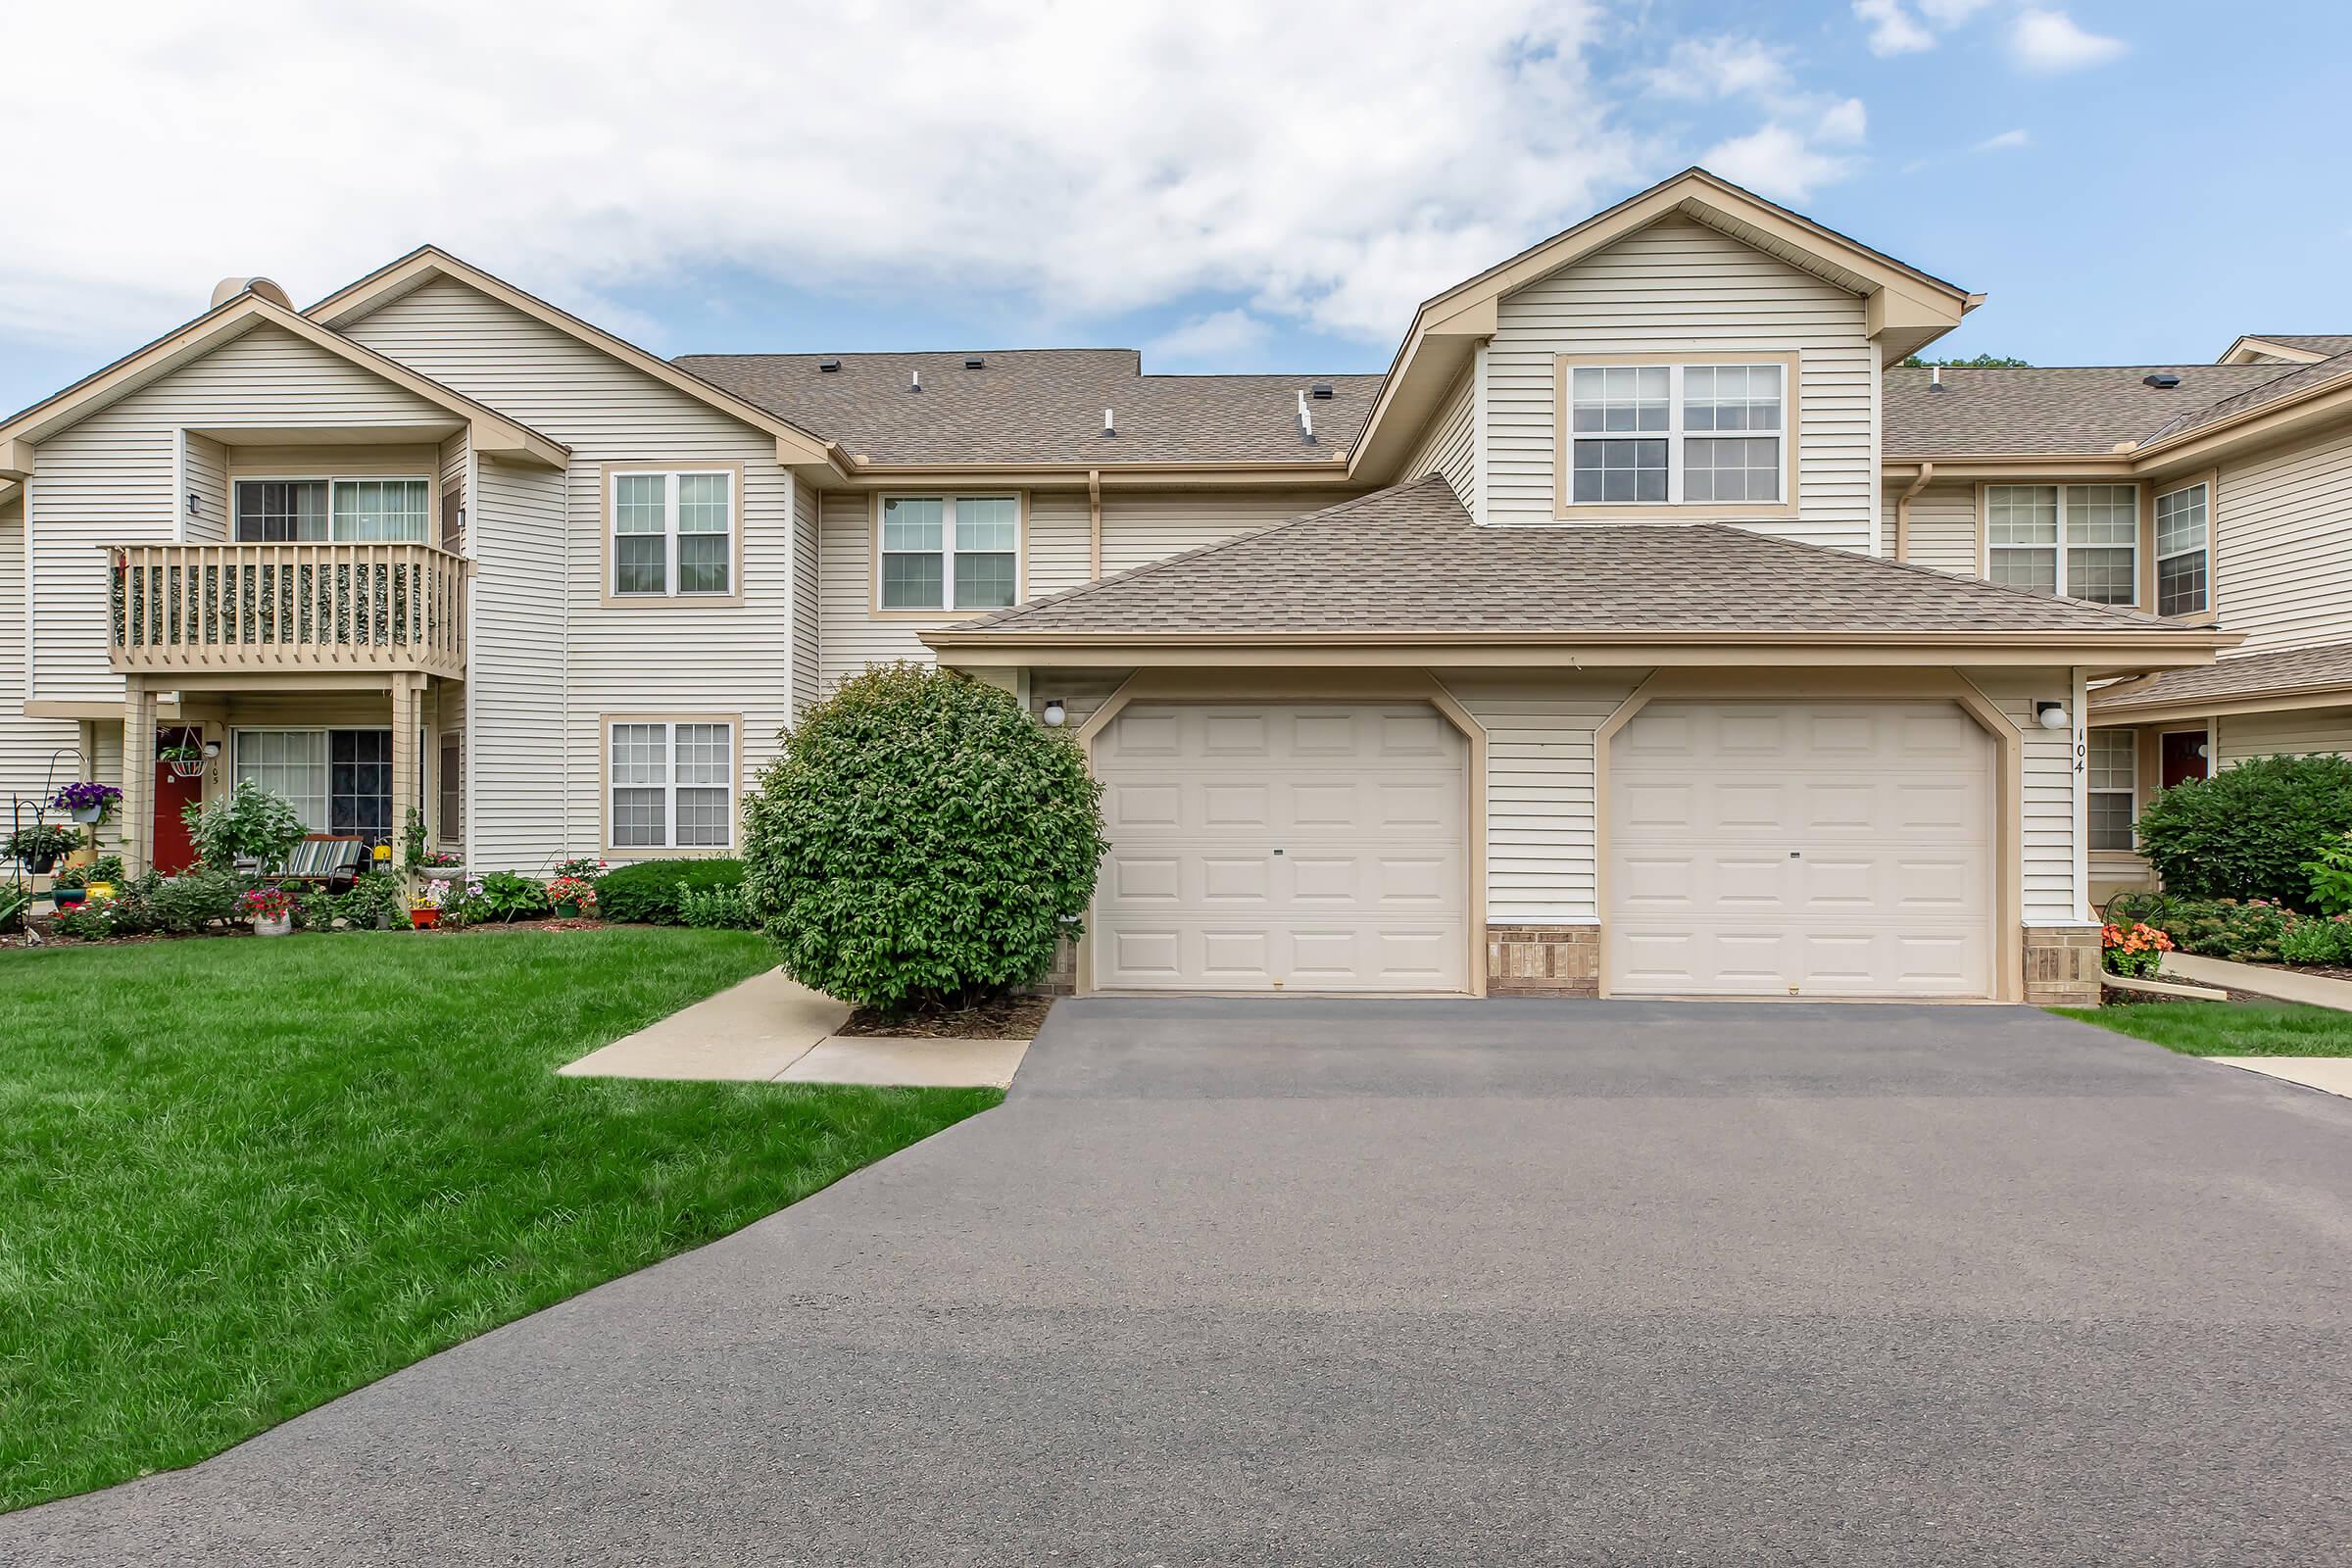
48, 781, 122, 826
82, 855, 125, 903
6, 822, 83, 876
157, 741, 209, 780
240, 885, 297, 937
49, 863, 88, 908
548, 875, 598, 919
412, 878, 450, 929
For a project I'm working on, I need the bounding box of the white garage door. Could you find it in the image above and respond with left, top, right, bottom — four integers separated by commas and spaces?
1607, 701, 1993, 998
1093, 704, 1468, 993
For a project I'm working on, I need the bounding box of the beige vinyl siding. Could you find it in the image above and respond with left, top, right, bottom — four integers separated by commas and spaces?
339, 276, 797, 861
1400, 368, 1478, 506
1967, 667, 2081, 924
183, 433, 227, 543
819, 490, 921, 686
793, 482, 820, 715
1095, 488, 1351, 576
1894, 478, 1980, 575
2217, 707, 2352, 766
437, 433, 467, 546
466, 458, 566, 870
24, 322, 455, 706
1439, 671, 1640, 924
1, 499, 86, 815
2210, 430, 2352, 653
1026, 668, 1133, 732
1487, 213, 1877, 551
1024, 489, 1094, 599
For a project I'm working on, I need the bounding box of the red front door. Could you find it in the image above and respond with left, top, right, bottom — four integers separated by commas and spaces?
2161, 730, 2209, 791
152, 740, 204, 873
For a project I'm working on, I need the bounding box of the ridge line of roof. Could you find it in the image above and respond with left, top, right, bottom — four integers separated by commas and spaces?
2142, 350, 2352, 445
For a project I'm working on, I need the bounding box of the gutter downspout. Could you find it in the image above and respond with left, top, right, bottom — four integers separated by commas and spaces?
1895, 461, 1934, 562
1087, 467, 1102, 581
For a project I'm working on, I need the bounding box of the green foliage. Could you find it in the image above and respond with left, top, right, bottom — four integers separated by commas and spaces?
2279, 916, 2352, 965
2134, 754, 2352, 902
676, 881, 757, 929
597, 858, 743, 924
149, 868, 245, 935
2156, 898, 2293, 962
183, 781, 307, 870
472, 871, 549, 921
51, 903, 117, 941
401, 807, 428, 872
85, 855, 125, 887
6, 823, 83, 867
2303, 833, 2352, 916
49, 863, 87, 891
741, 663, 1107, 1013
97, 872, 167, 936
1899, 353, 2033, 368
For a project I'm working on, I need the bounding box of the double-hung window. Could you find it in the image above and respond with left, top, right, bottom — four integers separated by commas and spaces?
609, 719, 736, 851
2155, 482, 2210, 615
879, 496, 1019, 610
2087, 729, 2137, 853
232, 477, 432, 543
1565, 362, 1786, 508
233, 727, 395, 845
610, 469, 736, 598
1986, 484, 2138, 606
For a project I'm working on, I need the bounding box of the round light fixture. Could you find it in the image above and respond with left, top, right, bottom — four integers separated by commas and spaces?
2035, 701, 2071, 730
1042, 699, 1067, 728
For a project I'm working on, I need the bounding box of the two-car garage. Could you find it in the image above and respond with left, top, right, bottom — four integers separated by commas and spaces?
1085, 695, 1997, 1000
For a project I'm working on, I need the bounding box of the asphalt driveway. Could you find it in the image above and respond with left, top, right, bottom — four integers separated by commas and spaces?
8, 1001, 2350, 1565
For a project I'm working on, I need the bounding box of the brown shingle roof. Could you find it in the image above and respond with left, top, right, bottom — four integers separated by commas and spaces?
1884, 365, 2285, 458
2146, 351, 2352, 444
2241, 335, 2352, 358
2095, 640, 2352, 714
942, 476, 2207, 640
673, 348, 1379, 466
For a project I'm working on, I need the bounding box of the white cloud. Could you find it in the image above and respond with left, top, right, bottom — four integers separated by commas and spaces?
1916, 0, 1995, 23
2010, 9, 2128, 72
1145, 309, 1270, 365
2, 0, 1658, 355
1853, 0, 1936, 56
1700, 122, 1861, 202
1644, 35, 1792, 100
1973, 127, 2032, 152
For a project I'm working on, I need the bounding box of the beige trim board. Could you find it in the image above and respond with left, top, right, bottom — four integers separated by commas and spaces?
597, 461, 749, 610
2093, 684, 2352, 727
1069, 667, 1489, 1002
1588, 668, 2025, 1004
596, 710, 745, 859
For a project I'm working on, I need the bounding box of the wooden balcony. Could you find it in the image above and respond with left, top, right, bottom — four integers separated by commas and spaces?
108, 542, 466, 677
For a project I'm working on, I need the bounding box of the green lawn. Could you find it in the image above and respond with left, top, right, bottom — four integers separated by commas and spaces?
0, 927, 1000, 1513
2054, 999, 2352, 1056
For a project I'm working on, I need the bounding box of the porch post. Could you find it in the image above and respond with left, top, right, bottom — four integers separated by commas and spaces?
120, 677, 157, 876
390, 673, 419, 870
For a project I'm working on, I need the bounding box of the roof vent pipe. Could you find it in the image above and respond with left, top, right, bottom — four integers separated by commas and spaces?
909, 368, 921, 393
1929, 364, 1943, 392
1102, 408, 1115, 436
1297, 390, 1314, 442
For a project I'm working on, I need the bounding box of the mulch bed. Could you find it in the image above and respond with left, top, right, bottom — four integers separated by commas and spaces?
6, 914, 610, 949
838, 995, 1054, 1040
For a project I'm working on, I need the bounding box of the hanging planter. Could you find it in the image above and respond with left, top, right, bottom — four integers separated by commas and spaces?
159, 745, 209, 780
6, 823, 82, 878
49, 781, 122, 825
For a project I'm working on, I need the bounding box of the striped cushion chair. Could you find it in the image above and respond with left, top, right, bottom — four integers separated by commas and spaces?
277, 834, 368, 892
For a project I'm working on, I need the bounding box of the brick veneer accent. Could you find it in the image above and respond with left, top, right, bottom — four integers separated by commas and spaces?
1025, 933, 1078, 998
2023, 925, 2103, 1007
1487, 924, 1601, 997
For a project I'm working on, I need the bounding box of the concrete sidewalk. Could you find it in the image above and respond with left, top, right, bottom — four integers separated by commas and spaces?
2163, 951, 2352, 1011
2210, 1055, 2352, 1098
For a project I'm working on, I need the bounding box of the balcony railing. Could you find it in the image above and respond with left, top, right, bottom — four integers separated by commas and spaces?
108, 542, 466, 676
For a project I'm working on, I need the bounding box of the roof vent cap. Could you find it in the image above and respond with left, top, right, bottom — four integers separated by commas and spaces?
1310, 382, 1334, 400
1102, 407, 1116, 437
2144, 371, 2182, 389
1928, 364, 1943, 392
963, 356, 986, 370
817, 357, 841, 372
909, 368, 921, 393
211, 275, 292, 310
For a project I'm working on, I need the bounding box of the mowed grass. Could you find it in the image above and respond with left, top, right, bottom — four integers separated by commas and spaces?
2054, 999, 2352, 1056
0, 927, 1000, 1512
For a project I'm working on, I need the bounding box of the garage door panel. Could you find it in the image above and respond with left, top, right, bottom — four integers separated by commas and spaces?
1094, 705, 1467, 993
1608, 701, 1991, 999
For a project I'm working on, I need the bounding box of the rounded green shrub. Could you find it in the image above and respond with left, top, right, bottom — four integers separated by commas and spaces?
741, 663, 1106, 1013
597, 858, 744, 925
2135, 753, 2352, 902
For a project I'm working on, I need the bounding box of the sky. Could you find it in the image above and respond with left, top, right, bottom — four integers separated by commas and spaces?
2, 1, 2343, 417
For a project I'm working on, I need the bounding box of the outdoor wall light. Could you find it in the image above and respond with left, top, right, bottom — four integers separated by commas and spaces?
201, 740, 221, 759
1042, 699, 1067, 728
2036, 701, 2071, 730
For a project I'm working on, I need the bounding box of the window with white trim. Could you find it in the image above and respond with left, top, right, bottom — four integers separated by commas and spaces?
610, 470, 735, 597
1986, 484, 2138, 606
2155, 482, 2209, 615
879, 495, 1018, 610
1566, 363, 1785, 506
233, 477, 432, 543
2087, 729, 2137, 853
609, 720, 735, 849
233, 727, 395, 844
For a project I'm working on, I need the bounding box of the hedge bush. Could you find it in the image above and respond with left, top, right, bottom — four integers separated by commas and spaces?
741, 663, 1106, 1013
598, 858, 744, 925
2134, 753, 2352, 902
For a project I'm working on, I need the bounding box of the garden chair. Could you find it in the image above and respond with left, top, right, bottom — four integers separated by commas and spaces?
271, 834, 368, 894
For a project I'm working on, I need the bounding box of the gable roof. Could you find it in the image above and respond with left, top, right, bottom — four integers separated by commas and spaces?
2219, 334, 2352, 366
676, 349, 1378, 466
304, 246, 840, 469
0, 289, 567, 478
1886, 353, 2352, 462
926, 476, 2229, 664
2094, 639, 2352, 720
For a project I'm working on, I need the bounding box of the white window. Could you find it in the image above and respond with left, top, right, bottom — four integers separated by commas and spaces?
609, 720, 735, 850
2087, 729, 2137, 853
2155, 482, 2209, 615
1566, 363, 1785, 507
233, 477, 432, 543
233, 728, 395, 844
610, 470, 735, 597
1986, 484, 2138, 606
880, 495, 1019, 610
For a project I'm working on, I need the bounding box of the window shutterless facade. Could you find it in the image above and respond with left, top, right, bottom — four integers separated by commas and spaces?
2086, 728, 2137, 853
1985, 484, 2139, 606
606, 717, 737, 853
607, 467, 738, 599
1558, 359, 1789, 511
878, 495, 1021, 611
233, 727, 396, 845
232, 477, 433, 543
2154, 481, 2210, 615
